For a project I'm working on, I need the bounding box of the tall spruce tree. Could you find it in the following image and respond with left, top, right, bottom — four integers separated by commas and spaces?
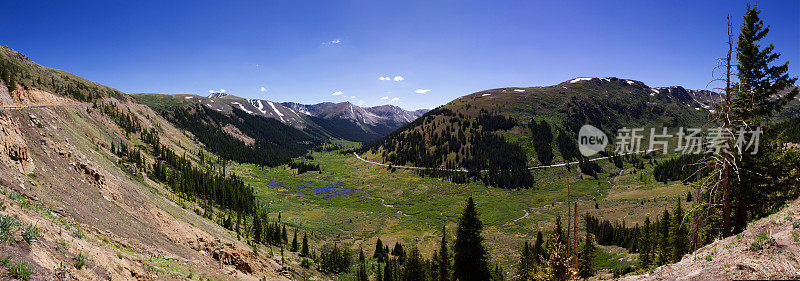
639, 217, 653, 268
453, 197, 491, 281
291, 229, 298, 252
534, 231, 545, 263
670, 200, 688, 262
516, 241, 536, 281
375, 237, 386, 262
403, 247, 425, 281
658, 209, 671, 265
437, 226, 451, 281
253, 212, 263, 243
357, 249, 368, 281
578, 231, 596, 279
301, 233, 309, 257
731, 4, 799, 234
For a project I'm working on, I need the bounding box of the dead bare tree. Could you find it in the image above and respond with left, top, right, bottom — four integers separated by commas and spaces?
689, 15, 742, 239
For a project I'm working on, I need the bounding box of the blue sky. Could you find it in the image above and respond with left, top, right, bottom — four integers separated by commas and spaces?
1, 1, 797, 110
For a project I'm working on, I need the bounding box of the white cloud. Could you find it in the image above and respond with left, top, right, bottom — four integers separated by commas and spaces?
209, 89, 226, 93
378, 75, 405, 82
358, 100, 365, 105
220, 89, 226, 93
324, 39, 342, 45
208, 90, 214, 93
388, 97, 400, 103
380, 96, 389, 100
332, 91, 344, 96
350, 96, 356, 99
260, 87, 267, 92
414, 89, 431, 94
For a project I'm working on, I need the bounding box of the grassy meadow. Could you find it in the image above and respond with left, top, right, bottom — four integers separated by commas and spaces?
228, 149, 692, 271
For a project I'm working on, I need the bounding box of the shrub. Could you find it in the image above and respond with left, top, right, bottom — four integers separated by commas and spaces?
750, 233, 777, 251
7, 261, 33, 280
0, 255, 11, 266
0, 214, 19, 242
74, 251, 87, 269
20, 224, 40, 244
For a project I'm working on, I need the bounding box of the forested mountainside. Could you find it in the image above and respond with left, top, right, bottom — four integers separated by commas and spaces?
0, 46, 289, 279
365, 77, 712, 189
138, 92, 427, 144
133, 93, 318, 167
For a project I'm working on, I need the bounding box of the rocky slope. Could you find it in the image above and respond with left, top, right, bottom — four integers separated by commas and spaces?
623, 198, 800, 280
0, 47, 290, 280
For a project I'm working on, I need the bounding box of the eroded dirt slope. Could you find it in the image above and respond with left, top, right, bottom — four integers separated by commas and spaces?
0, 82, 289, 280
623, 198, 800, 280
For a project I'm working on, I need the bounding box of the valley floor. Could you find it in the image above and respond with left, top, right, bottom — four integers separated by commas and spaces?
231, 149, 691, 273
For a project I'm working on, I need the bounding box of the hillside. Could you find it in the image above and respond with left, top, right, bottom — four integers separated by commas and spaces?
364, 77, 712, 188
132, 93, 318, 167
623, 197, 800, 280
0, 46, 290, 280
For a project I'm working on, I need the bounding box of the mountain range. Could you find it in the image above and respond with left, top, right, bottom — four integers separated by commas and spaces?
135, 92, 427, 143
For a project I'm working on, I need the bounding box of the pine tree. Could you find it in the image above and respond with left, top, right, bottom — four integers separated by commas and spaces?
374, 237, 385, 262
546, 233, 569, 281
516, 241, 535, 281
391, 242, 406, 264
437, 226, 451, 281
534, 231, 545, 263
291, 229, 298, 252
253, 212, 263, 243
282, 224, 288, 245
384, 258, 396, 281
357, 249, 368, 281
578, 231, 596, 279
301, 234, 309, 257
658, 209, 671, 265
639, 217, 653, 268
731, 4, 799, 234
554, 215, 566, 245
670, 200, 688, 262
733, 4, 799, 121
453, 197, 491, 281
403, 247, 425, 281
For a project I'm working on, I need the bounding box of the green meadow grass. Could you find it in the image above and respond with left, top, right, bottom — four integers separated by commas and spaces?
229, 150, 690, 269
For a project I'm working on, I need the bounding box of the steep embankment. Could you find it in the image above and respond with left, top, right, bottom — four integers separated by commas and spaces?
623, 198, 800, 280
0, 46, 289, 280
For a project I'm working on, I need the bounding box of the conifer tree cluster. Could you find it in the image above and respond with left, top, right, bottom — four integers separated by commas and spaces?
156, 104, 316, 167
367, 107, 533, 189
653, 154, 706, 183
585, 200, 691, 269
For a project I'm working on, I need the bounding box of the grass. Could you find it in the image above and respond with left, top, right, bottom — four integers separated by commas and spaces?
750, 233, 777, 251
0, 214, 19, 242
227, 149, 690, 269
74, 251, 87, 269
20, 224, 40, 244
7, 261, 33, 280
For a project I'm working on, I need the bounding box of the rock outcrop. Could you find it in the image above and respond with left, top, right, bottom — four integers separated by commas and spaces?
0, 112, 33, 173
